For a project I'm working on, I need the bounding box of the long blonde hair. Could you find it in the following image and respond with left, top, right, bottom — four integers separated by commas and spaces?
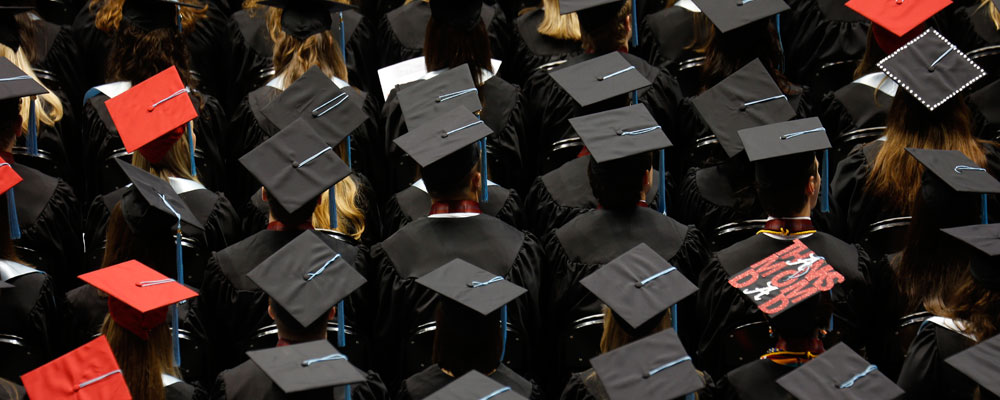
131, 132, 197, 182
537, 0, 582, 41
311, 143, 366, 240
0, 44, 63, 132
91, 0, 207, 33
101, 315, 179, 400
268, 8, 348, 84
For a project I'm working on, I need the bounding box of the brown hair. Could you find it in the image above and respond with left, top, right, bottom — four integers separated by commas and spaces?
91, 0, 206, 33
599, 306, 671, 354
578, 0, 632, 53
268, 8, 348, 85
131, 133, 196, 182
424, 17, 494, 86
941, 277, 1000, 340
981, 0, 1000, 30
698, 19, 790, 93
104, 20, 199, 99
101, 315, 178, 400
311, 174, 367, 241
865, 93, 986, 214
1, 14, 64, 132
103, 203, 176, 276
536, 0, 582, 41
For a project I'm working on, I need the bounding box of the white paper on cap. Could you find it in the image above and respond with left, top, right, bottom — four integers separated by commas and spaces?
378, 57, 503, 101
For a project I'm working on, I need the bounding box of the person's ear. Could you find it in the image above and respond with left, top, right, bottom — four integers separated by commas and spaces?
267, 303, 276, 321
261, 187, 268, 202
328, 307, 337, 321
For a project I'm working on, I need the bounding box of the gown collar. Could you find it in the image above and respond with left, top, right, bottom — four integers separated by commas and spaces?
674, 0, 701, 12
0, 260, 40, 282
853, 72, 898, 97
267, 72, 351, 91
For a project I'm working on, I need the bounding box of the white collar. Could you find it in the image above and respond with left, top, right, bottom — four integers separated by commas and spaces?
95, 81, 133, 99
765, 216, 812, 221
161, 374, 181, 388
428, 212, 479, 218
378, 57, 504, 101
0, 260, 40, 282
168, 177, 206, 195
674, 0, 701, 12
420, 68, 496, 85
853, 72, 898, 97
925, 316, 977, 342
410, 178, 497, 193
267, 73, 351, 91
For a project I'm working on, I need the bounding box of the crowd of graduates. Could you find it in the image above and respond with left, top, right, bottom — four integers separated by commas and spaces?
1, 0, 1000, 398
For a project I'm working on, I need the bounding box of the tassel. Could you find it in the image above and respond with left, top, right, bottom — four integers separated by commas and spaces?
631, 0, 639, 48
27, 97, 38, 156
187, 122, 196, 177
821, 149, 830, 213
499, 305, 508, 362
346, 136, 352, 168
982, 193, 989, 224
7, 189, 20, 240
659, 149, 667, 216
329, 187, 338, 229
481, 138, 488, 203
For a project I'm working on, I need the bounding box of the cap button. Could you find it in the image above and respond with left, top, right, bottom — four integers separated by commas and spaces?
895, 0, 903, 4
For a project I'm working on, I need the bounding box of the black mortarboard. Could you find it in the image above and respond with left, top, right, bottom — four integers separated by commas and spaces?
0, 2, 31, 53
580, 243, 696, 330
425, 370, 529, 400
0, 57, 47, 101
259, 0, 354, 40
776, 343, 905, 399
727, 240, 845, 316
558, 0, 624, 14
738, 117, 832, 162
570, 104, 673, 164
247, 231, 367, 327
0, 280, 12, 290
393, 106, 492, 168
692, 0, 790, 33
878, 28, 986, 111
430, 0, 483, 31
941, 223, 1000, 290
590, 328, 703, 400
116, 159, 203, 230
691, 58, 796, 157
122, 0, 201, 31
261, 66, 366, 146
549, 52, 652, 107
246, 340, 366, 394
906, 148, 1000, 195
397, 64, 482, 131
239, 118, 352, 213
415, 259, 526, 316
945, 333, 1000, 397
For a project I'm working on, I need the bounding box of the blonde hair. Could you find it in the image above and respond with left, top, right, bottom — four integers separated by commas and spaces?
537, 0, 582, 41
268, 7, 348, 85
0, 44, 63, 132
311, 160, 366, 242
982, 0, 1000, 30
101, 315, 179, 400
131, 131, 197, 182
91, 0, 207, 33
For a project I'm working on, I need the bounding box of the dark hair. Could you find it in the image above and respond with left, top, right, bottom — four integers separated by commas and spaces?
269, 298, 328, 341
853, 27, 889, 79
103, 203, 175, 275
422, 144, 481, 199
432, 299, 503, 375
0, 98, 18, 149
587, 152, 652, 210
754, 152, 818, 217
577, 0, 631, 53
266, 193, 319, 226
106, 20, 198, 93
424, 17, 493, 86
767, 291, 833, 340
699, 19, 789, 93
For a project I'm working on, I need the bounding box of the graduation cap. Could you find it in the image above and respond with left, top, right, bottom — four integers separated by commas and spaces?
0, 2, 32, 53
692, 58, 797, 158
78, 260, 198, 339
247, 230, 366, 327
907, 148, 1000, 224
430, 0, 483, 31
394, 105, 492, 170
945, 333, 1000, 397
0, 280, 11, 291
247, 339, 367, 395
239, 118, 352, 213
0, 157, 22, 241
580, 243, 697, 331
258, 0, 353, 40
728, 239, 846, 316
558, 0, 624, 14
878, 29, 985, 111
776, 343, 905, 399
105, 66, 198, 170
122, 0, 203, 31
692, 0, 790, 33
941, 223, 1000, 289
846, 0, 950, 53
20, 335, 131, 400
398, 64, 482, 131
589, 328, 703, 400
570, 104, 673, 164
0, 56, 48, 164
117, 159, 202, 230
550, 52, 651, 107
425, 370, 528, 400
739, 117, 834, 211
261, 66, 366, 146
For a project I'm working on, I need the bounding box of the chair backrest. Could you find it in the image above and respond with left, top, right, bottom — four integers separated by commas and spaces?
254, 66, 277, 90
100, 148, 134, 195
894, 311, 932, 358
722, 320, 775, 372
247, 324, 280, 352
968, 45, 1000, 92
543, 136, 584, 174
402, 321, 437, 378
325, 322, 372, 371
12, 147, 62, 179
13, 244, 49, 275
172, 328, 208, 385
535, 60, 568, 74
833, 126, 886, 166
811, 59, 861, 96
673, 56, 706, 98
32, 67, 62, 92
711, 219, 768, 251
180, 237, 208, 289
862, 216, 912, 257
559, 314, 605, 374
0, 334, 40, 383
690, 135, 727, 168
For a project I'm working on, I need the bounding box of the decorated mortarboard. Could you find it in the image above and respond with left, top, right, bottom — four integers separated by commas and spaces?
581, 243, 696, 330
21, 335, 131, 400
558, 0, 624, 14
117, 159, 202, 229
589, 328, 703, 400
945, 333, 1000, 397
430, 0, 483, 31
776, 343, 905, 399
247, 340, 366, 394
416, 259, 526, 316
692, 0, 790, 33
941, 223, 1000, 289
728, 240, 845, 316
261, 66, 367, 146
878, 29, 986, 111
247, 230, 366, 327
238, 118, 352, 213
397, 64, 482, 131
393, 106, 493, 168
78, 260, 198, 339
259, 0, 354, 40
691, 58, 797, 157
570, 104, 673, 163
738, 117, 831, 162
425, 370, 528, 400
549, 52, 652, 107
846, 0, 950, 38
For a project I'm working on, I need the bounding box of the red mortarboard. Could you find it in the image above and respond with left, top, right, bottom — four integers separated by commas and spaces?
845, 0, 951, 37
0, 156, 23, 194
105, 66, 198, 154
21, 335, 132, 400
727, 240, 845, 316
78, 260, 198, 339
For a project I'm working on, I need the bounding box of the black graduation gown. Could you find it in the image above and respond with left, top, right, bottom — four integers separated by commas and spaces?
969, 79, 1000, 140
671, 164, 764, 236
635, 5, 708, 70
80, 87, 227, 199
695, 232, 875, 378
497, 8, 583, 86
369, 214, 544, 387
192, 230, 369, 376
167, 380, 204, 400
559, 367, 713, 400
716, 359, 795, 400
0, 263, 64, 363
211, 358, 389, 400
11, 162, 83, 293
896, 322, 978, 400
380, 75, 526, 192
931, 0, 1000, 52
396, 365, 541, 400
227, 7, 378, 108
375, 2, 502, 70
381, 182, 523, 236
815, 75, 894, 139
781, 0, 869, 85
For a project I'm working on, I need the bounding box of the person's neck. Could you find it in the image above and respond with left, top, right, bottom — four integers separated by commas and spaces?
276, 333, 326, 347
776, 337, 825, 354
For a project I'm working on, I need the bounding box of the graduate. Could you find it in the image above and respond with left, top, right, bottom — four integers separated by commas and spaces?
773, 343, 903, 400
20, 336, 132, 400
497, 0, 583, 86
210, 231, 388, 400
695, 118, 881, 379
635, 0, 711, 71
193, 118, 361, 378
779, 0, 870, 86
371, 108, 544, 389
381, 176, 524, 236
932, 0, 1000, 52
945, 331, 1000, 400
559, 243, 710, 400
396, 259, 543, 399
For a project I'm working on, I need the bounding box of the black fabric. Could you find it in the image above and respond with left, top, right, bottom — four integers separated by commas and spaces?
396, 364, 541, 400
64, 282, 194, 349
897, 323, 979, 400
969, 79, 1000, 140
816, 81, 894, 138
498, 8, 583, 86
212, 358, 389, 400
166, 380, 204, 400
635, 6, 707, 70
718, 359, 795, 400
376, 1, 500, 70
0, 269, 65, 363
781, 0, 869, 85
671, 165, 764, 235
382, 184, 522, 236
